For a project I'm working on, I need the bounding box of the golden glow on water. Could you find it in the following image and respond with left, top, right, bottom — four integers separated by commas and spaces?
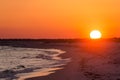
18, 68, 63, 80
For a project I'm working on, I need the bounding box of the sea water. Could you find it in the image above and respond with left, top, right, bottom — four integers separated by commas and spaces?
0, 46, 70, 80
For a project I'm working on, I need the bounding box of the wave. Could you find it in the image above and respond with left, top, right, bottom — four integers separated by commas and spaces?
0, 46, 70, 80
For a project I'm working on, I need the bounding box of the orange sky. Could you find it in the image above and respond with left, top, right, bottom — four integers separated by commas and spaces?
0, 0, 120, 39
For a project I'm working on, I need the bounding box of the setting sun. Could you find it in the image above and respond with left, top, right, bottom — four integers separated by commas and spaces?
90, 30, 102, 39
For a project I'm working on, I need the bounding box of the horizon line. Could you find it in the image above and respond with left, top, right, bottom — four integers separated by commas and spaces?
0, 37, 120, 40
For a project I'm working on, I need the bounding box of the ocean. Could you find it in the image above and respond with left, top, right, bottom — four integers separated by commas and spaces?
0, 46, 70, 80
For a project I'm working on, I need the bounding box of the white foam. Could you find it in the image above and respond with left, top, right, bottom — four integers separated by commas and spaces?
0, 46, 70, 80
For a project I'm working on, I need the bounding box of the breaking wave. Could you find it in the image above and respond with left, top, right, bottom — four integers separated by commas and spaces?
0, 46, 70, 80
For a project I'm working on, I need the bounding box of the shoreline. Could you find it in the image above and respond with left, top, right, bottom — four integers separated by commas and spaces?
18, 67, 63, 80
0, 45, 70, 80
1, 41, 120, 80
25, 43, 82, 80
18, 48, 70, 80
25, 42, 120, 80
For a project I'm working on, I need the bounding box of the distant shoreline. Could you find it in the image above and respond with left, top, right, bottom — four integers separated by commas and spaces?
0, 38, 120, 43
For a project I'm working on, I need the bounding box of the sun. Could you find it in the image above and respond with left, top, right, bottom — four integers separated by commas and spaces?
90, 30, 102, 39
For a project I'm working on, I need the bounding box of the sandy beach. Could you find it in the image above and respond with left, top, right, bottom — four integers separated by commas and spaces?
25, 41, 120, 80
0, 40, 120, 80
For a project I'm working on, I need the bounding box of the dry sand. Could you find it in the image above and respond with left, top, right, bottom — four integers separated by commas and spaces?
25, 42, 120, 80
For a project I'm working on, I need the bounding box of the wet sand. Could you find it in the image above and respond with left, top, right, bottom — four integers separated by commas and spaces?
25, 42, 120, 80
0, 40, 120, 80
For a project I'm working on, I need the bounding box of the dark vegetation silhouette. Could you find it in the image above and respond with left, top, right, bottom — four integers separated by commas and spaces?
0, 38, 120, 47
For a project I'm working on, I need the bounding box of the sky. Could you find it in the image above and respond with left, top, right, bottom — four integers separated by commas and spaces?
0, 0, 120, 39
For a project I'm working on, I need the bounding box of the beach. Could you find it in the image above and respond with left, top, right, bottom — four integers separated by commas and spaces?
0, 40, 120, 80
26, 41, 120, 80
